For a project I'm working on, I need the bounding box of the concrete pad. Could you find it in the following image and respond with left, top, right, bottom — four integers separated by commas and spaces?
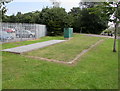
2, 40, 66, 54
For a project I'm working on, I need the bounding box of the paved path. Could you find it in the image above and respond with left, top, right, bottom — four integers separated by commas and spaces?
2, 40, 66, 54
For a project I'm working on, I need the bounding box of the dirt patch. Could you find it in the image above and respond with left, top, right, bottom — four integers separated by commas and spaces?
15, 43, 22, 45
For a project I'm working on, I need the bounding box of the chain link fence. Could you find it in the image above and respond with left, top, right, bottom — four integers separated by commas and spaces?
0, 23, 47, 43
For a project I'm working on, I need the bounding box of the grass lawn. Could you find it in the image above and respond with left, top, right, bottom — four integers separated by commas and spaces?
2, 34, 118, 89
24, 34, 102, 62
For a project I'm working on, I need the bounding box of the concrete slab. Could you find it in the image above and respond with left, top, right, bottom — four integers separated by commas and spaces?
2, 40, 66, 54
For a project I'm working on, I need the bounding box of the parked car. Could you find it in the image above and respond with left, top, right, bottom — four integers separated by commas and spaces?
5, 28, 16, 33
16, 30, 35, 38
0, 31, 14, 41
101, 29, 114, 37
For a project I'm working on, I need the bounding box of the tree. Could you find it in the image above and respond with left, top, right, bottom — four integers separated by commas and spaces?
69, 6, 109, 34
8, 14, 17, 23
112, 2, 120, 52
15, 12, 24, 23
81, 8, 108, 34
0, 0, 13, 21
79, 1, 101, 9
68, 7, 81, 33
90, 1, 120, 52
5, 11, 41, 23
39, 7, 72, 36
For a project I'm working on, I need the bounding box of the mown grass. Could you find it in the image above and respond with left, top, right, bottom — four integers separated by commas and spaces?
2, 34, 118, 89
1, 36, 64, 49
24, 34, 102, 62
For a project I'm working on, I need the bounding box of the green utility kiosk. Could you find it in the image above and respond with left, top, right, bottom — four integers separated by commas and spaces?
64, 28, 73, 39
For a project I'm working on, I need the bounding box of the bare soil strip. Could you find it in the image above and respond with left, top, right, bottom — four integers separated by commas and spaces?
23, 55, 68, 64
24, 39, 104, 65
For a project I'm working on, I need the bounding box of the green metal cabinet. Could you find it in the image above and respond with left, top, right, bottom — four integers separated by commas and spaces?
64, 28, 73, 38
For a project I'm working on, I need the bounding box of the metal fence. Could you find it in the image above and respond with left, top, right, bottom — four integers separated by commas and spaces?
0, 23, 47, 43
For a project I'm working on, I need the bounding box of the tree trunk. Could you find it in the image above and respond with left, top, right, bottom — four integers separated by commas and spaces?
113, 23, 118, 52
113, 3, 119, 52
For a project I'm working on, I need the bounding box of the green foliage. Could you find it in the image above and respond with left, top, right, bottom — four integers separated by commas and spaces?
68, 7, 82, 33
90, 2, 119, 26
69, 6, 108, 34
80, 8, 108, 34
3, 11, 40, 23
39, 7, 73, 36
3, 7, 72, 36
93, 2, 120, 52
2, 2, 118, 35
79, 2, 101, 9
0, 0, 13, 19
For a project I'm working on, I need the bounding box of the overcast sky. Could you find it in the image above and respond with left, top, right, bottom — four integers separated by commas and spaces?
6, 0, 80, 15
5, 0, 119, 15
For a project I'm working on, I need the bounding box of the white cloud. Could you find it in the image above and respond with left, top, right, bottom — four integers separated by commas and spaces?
60, 1, 80, 12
